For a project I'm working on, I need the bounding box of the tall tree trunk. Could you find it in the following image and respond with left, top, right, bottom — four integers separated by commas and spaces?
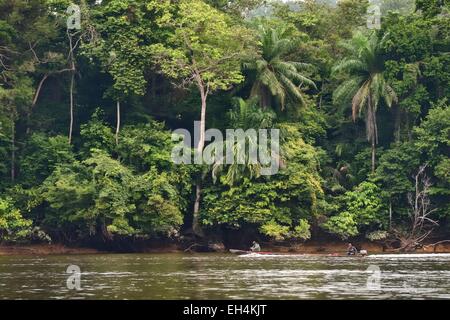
27, 74, 49, 134
197, 92, 207, 152
115, 100, 120, 146
67, 28, 77, 145
68, 72, 75, 144
192, 74, 208, 237
261, 88, 271, 109
10, 117, 15, 182
389, 199, 393, 230
368, 96, 377, 173
371, 141, 376, 174
192, 183, 203, 237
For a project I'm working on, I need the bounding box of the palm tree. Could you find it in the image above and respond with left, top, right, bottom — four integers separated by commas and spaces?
211, 98, 279, 186
332, 31, 397, 173
245, 22, 316, 110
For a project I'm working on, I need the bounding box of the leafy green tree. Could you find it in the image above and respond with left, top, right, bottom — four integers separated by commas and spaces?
83, 0, 164, 145
414, 102, 450, 214
372, 102, 449, 227
116, 122, 174, 172
0, 0, 58, 105
260, 218, 311, 241
79, 109, 116, 156
150, 0, 252, 236
322, 181, 386, 239
273, 0, 368, 68
381, 0, 415, 15
374, 142, 420, 224
131, 168, 184, 237
205, 0, 265, 16
42, 149, 184, 241
381, 11, 449, 140
322, 211, 358, 239
19, 134, 75, 187
0, 197, 32, 243
0, 79, 33, 185
0, 0, 44, 183
415, 102, 449, 169
415, 0, 449, 17
333, 31, 398, 173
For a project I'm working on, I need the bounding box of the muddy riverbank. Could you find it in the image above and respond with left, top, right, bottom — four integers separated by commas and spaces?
1, 240, 449, 255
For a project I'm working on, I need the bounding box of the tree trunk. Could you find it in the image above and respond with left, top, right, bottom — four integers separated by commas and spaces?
371, 141, 376, 174
261, 88, 271, 109
10, 117, 15, 182
115, 100, 120, 146
389, 200, 392, 230
368, 96, 377, 173
192, 183, 203, 237
192, 74, 208, 238
66, 28, 77, 144
197, 93, 207, 152
27, 74, 49, 134
68, 72, 75, 144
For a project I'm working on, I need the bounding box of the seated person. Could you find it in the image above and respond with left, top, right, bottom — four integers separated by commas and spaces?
347, 243, 357, 256
250, 241, 261, 252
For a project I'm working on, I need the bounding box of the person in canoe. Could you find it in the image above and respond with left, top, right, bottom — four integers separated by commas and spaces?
347, 243, 357, 256
250, 241, 261, 252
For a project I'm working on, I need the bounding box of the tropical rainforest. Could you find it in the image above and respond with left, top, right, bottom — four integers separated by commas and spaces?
0, 0, 448, 252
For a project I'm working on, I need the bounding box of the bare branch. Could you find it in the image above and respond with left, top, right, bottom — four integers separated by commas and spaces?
389, 164, 438, 252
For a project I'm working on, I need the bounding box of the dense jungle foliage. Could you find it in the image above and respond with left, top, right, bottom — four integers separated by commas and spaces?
0, 0, 448, 250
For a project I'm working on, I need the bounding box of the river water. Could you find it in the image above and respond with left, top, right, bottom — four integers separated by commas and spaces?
0, 253, 449, 299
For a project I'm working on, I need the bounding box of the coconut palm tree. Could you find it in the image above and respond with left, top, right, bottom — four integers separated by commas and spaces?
332, 31, 397, 173
245, 22, 316, 110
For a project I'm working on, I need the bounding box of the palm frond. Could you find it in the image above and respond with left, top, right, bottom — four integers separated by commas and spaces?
289, 61, 313, 71
352, 80, 370, 120
279, 74, 306, 108
333, 77, 364, 105
332, 59, 367, 75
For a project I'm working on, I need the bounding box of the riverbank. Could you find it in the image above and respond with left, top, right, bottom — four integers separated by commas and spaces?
262, 241, 450, 254
0, 244, 101, 255
1, 240, 450, 255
